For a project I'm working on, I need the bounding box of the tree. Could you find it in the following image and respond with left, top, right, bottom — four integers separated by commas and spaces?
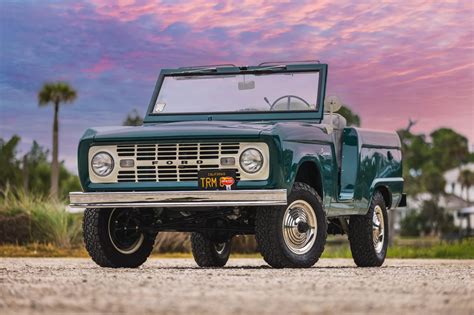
38, 82, 77, 199
458, 169, 474, 202
0, 136, 81, 199
338, 105, 361, 127
123, 109, 143, 126
430, 128, 469, 172
0, 135, 22, 190
397, 126, 431, 195
421, 163, 446, 200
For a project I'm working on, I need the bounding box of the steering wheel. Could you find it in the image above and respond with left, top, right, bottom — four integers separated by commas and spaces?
269, 95, 312, 111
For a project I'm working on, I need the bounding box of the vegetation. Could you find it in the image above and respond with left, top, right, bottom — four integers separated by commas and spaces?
0, 190, 82, 247
338, 105, 361, 126
123, 109, 144, 126
38, 82, 77, 199
0, 136, 81, 200
397, 122, 473, 237
321, 237, 474, 259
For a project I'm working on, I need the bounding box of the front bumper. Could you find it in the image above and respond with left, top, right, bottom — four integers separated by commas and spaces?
69, 189, 287, 208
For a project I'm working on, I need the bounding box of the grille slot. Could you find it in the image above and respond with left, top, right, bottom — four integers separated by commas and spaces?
116, 142, 241, 182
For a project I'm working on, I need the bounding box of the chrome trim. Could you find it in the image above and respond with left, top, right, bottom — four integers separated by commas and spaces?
69, 189, 287, 208
282, 200, 317, 255
88, 142, 270, 183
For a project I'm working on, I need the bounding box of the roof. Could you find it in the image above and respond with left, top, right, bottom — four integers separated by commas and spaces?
459, 206, 474, 215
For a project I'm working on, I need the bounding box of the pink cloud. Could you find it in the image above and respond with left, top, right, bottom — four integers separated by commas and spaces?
76, 1, 474, 141
82, 56, 114, 76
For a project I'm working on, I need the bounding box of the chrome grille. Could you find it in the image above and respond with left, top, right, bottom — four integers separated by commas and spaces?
116, 142, 241, 182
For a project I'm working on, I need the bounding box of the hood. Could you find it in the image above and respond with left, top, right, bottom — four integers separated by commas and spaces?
88, 121, 278, 142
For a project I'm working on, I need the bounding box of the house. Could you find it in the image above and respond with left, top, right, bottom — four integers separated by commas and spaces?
444, 163, 474, 234
444, 163, 474, 203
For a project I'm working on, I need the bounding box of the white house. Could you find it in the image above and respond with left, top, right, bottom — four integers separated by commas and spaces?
444, 163, 474, 203
443, 163, 474, 233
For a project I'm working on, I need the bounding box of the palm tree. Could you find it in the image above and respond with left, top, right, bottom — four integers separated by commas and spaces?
38, 82, 77, 199
458, 169, 474, 203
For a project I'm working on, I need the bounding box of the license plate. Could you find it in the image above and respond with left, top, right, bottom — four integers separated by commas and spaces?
198, 169, 237, 190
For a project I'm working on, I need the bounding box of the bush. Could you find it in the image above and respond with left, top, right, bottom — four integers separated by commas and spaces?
0, 213, 31, 244
400, 201, 457, 237
0, 190, 82, 247
400, 211, 424, 237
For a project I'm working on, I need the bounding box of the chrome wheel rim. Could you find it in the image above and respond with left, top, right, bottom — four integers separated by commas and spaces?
215, 242, 226, 255
372, 205, 385, 254
282, 200, 317, 255
108, 208, 144, 255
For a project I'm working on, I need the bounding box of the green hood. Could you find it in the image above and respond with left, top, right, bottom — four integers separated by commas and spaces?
83, 120, 331, 143
88, 121, 277, 142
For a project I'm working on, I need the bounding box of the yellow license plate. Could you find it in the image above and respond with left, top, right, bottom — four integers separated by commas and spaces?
198, 169, 237, 190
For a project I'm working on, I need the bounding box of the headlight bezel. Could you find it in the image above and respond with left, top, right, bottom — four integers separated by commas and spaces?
239, 148, 264, 174
91, 151, 115, 177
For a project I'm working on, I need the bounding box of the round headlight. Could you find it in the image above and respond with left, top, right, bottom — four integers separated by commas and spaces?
91, 152, 114, 176
239, 148, 264, 174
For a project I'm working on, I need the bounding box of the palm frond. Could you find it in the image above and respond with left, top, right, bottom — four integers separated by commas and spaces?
38, 81, 77, 107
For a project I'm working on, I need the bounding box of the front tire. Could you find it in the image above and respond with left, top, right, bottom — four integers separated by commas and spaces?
83, 208, 156, 268
255, 182, 327, 268
348, 191, 389, 267
191, 233, 231, 267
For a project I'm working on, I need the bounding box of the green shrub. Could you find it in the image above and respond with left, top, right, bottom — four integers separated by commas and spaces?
0, 190, 82, 247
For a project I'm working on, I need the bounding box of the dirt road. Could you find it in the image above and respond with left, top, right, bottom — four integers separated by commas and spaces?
1, 258, 472, 315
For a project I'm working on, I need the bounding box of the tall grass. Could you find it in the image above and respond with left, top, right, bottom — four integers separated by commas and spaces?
321, 237, 474, 259
0, 190, 82, 247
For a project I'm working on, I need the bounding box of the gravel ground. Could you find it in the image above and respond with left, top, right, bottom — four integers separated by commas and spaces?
0, 258, 473, 315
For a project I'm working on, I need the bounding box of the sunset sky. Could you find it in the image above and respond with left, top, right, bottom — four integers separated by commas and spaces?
1, 0, 473, 171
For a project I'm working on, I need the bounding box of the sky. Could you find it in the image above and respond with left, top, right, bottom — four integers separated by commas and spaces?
0, 0, 473, 172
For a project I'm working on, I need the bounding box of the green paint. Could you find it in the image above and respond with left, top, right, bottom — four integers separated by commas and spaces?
76, 62, 404, 217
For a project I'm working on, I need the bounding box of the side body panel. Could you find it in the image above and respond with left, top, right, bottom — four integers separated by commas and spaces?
330, 127, 403, 216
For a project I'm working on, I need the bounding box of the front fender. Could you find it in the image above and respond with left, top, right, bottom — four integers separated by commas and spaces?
279, 139, 336, 208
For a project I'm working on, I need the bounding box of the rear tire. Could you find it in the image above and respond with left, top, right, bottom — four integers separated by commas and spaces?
255, 182, 327, 268
348, 191, 388, 267
83, 208, 156, 268
191, 232, 231, 267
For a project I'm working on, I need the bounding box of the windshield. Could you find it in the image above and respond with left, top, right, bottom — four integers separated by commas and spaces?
152, 71, 320, 114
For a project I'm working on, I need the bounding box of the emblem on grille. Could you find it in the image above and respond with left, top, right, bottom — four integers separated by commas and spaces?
152, 160, 204, 165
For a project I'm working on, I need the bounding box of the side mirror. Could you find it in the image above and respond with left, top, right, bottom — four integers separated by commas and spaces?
324, 95, 343, 112
238, 80, 255, 90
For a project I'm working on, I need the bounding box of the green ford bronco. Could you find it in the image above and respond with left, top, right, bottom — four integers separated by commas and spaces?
70, 61, 406, 268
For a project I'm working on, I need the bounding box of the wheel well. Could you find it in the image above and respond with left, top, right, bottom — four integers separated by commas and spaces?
294, 161, 323, 198
375, 186, 392, 209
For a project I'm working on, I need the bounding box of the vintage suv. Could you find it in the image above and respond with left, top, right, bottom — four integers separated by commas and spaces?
70, 61, 406, 268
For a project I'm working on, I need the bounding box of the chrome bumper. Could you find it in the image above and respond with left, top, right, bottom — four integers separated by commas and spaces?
69, 189, 287, 208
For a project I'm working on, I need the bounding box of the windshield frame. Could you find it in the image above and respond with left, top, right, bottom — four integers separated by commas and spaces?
144, 63, 327, 123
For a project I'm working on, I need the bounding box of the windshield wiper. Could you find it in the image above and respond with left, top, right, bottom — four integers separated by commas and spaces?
253, 65, 287, 72
179, 67, 218, 74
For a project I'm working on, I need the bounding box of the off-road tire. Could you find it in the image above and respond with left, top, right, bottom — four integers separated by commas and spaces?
191, 233, 231, 267
348, 191, 388, 267
83, 208, 156, 268
255, 182, 327, 268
